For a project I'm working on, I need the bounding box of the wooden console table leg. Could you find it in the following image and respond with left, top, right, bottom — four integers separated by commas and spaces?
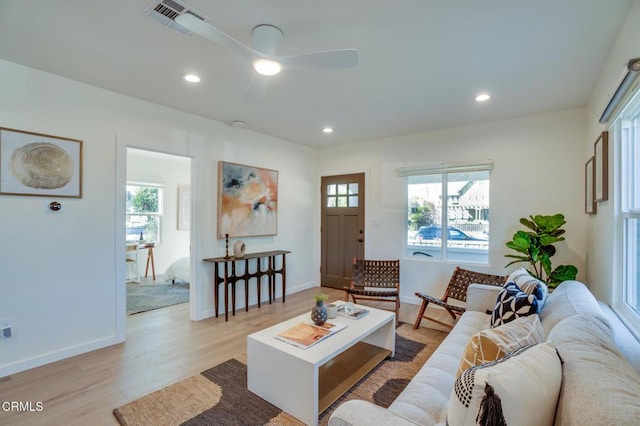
256, 257, 262, 308
268, 255, 274, 304
282, 253, 287, 303
224, 261, 230, 322
214, 262, 220, 318
231, 261, 237, 317
244, 259, 250, 312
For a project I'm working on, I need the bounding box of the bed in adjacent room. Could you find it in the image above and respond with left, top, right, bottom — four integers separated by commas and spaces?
164, 256, 190, 283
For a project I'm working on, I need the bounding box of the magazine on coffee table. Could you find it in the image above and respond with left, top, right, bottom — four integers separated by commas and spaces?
275, 321, 347, 349
336, 305, 370, 319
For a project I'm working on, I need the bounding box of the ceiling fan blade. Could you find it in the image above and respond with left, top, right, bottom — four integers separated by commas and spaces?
278, 48, 359, 70
175, 13, 260, 60
244, 75, 269, 100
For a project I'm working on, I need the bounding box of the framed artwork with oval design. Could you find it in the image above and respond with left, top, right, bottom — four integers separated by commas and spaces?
0, 127, 83, 198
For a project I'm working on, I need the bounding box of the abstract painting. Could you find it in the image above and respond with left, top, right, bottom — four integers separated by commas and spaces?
218, 161, 278, 238
0, 127, 82, 198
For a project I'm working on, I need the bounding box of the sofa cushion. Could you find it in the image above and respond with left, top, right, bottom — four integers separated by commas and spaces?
387, 311, 491, 425
447, 341, 561, 426
539, 280, 610, 337
457, 314, 544, 378
490, 282, 538, 327
548, 313, 640, 425
506, 267, 547, 312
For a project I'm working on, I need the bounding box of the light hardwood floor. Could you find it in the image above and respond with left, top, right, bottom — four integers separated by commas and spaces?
0, 287, 452, 426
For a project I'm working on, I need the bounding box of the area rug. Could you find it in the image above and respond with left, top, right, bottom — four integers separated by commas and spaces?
127, 282, 190, 314
113, 323, 448, 425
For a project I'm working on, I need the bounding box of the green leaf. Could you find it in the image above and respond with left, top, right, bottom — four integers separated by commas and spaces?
539, 235, 564, 246
539, 245, 557, 258
505, 258, 529, 268
504, 254, 530, 261
530, 245, 540, 263
549, 265, 578, 283
506, 231, 531, 253
541, 255, 552, 279
533, 214, 566, 233
519, 218, 536, 231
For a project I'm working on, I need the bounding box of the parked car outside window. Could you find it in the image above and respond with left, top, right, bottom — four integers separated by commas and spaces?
415, 225, 487, 243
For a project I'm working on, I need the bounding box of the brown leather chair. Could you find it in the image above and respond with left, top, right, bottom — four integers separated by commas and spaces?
413, 266, 505, 329
344, 258, 400, 324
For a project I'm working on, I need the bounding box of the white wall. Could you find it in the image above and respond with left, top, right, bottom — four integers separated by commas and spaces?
0, 59, 317, 377
585, 0, 640, 303
126, 150, 191, 276
317, 108, 587, 302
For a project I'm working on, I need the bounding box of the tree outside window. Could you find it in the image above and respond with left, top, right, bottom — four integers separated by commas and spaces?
126, 184, 162, 242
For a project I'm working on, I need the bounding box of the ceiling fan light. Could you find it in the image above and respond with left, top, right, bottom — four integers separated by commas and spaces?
253, 59, 281, 76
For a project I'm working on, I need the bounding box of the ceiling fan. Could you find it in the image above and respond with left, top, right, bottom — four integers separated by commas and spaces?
175, 13, 359, 99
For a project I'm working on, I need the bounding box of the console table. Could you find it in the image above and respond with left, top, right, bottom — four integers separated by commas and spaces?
203, 250, 290, 321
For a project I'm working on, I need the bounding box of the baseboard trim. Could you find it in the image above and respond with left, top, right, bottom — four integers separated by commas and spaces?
0, 334, 124, 379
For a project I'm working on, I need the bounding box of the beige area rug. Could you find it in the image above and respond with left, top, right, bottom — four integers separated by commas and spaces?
113, 323, 448, 426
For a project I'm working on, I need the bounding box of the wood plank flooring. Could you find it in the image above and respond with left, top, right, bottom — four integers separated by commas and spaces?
0, 287, 452, 426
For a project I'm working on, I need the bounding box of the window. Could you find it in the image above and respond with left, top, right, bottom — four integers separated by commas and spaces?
401, 163, 491, 263
326, 182, 359, 208
126, 184, 163, 243
617, 89, 640, 329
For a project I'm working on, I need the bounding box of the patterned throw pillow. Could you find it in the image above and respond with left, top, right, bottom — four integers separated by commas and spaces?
490, 282, 538, 328
506, 267, 548, 313
447, 341, 562, 426
457, 315, 544, 378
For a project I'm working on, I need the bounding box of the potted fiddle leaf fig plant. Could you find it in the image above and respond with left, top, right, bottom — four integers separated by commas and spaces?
505, 213, 578, 288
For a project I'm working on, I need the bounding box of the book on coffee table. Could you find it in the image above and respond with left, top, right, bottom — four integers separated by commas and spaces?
275, 322, 347, 349
336, 305, 370, 319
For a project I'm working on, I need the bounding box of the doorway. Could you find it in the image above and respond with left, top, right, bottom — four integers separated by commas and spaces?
320, 173, 365, 289
125, 148, 192, 315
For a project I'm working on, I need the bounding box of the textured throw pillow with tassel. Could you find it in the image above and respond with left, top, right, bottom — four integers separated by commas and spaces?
447, 341, 562, 426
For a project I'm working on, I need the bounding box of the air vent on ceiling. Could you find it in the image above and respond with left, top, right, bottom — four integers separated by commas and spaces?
143, 0, 204, 36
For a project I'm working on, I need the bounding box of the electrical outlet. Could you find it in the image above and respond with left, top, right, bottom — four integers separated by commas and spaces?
1, 319, 13, 339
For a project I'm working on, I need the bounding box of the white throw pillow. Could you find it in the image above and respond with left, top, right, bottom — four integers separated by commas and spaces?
506, 267, 548, 313
447, 341, 561, 426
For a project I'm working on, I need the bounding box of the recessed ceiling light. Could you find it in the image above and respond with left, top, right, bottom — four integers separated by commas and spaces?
322, 127, 334, 134
475, 93, 491, 102
183, 73, 201, 83
253, 59, 282, 76
231, 120, 247, 128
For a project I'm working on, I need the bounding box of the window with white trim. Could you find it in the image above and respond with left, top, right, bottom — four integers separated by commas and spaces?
400, 162, 491, 263
126, 183, 163, 243
617, 89, 640, 328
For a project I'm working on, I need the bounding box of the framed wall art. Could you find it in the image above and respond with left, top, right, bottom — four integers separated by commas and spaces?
0, 127, 83, 198
594, 131, 608, 202
585, 157, 596, 215
218, 161, 278, 238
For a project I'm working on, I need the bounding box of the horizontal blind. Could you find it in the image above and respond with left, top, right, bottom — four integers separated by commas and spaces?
396, 160, 493, 177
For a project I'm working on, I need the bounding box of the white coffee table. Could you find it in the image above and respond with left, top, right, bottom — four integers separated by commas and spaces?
247, 301, 395, 425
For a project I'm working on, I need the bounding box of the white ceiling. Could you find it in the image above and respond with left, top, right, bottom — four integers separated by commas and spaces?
0, 0, 633, 147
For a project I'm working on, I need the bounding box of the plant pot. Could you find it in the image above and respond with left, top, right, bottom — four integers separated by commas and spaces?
311, 301, 328, 325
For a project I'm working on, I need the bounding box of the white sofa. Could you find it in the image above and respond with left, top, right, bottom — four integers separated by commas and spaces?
329, 280, 640, 425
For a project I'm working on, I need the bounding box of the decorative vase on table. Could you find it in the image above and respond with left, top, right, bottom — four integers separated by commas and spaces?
311, 301, 328, 325
233, 240, 246, 258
